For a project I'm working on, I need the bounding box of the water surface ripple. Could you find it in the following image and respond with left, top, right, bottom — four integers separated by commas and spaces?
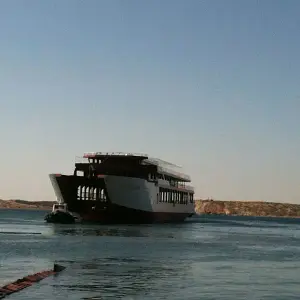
0, 209, 299, 299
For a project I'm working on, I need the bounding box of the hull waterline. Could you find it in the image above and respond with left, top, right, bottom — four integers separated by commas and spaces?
78, 204, 194, 224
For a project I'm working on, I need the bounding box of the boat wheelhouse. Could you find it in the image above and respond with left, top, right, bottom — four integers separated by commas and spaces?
49, 152, 195, 224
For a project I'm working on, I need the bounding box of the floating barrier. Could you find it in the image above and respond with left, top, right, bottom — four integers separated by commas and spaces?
0, 264, 65, 299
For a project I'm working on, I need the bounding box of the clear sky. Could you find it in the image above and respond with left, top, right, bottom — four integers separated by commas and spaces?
0, 0, 299, 203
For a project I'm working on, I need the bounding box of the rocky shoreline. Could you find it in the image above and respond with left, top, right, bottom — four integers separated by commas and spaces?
0, 200, 54, 211
195, 199, 300, 218
1, 199, 300, 218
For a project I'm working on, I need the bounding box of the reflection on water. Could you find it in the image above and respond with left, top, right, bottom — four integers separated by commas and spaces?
51, 257, 189, 299
48, 224, 176, 239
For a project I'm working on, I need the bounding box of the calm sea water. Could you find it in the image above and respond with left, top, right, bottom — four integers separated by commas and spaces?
0, 209, 300, 299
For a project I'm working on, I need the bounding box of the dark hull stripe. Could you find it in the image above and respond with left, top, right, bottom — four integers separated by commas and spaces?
79, 204, 193, 224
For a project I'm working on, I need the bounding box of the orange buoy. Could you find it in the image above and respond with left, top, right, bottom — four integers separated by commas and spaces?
0, 264, 65, 299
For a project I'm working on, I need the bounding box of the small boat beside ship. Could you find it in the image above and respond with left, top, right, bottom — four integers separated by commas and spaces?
44, 203, 81, 224
48, 152, 195, 224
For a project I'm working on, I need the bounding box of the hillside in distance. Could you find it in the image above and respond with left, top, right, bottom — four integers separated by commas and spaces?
1, 198, 300, 218
0, 199, 54, 210
195, 199, 300, 217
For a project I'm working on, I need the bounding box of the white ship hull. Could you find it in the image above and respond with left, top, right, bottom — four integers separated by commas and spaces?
105, 175, 194, 213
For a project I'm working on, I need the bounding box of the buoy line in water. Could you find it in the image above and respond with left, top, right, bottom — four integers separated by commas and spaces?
0, 264, 65, 299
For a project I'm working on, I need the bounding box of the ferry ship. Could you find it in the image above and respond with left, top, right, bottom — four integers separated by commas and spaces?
49, 152, 195, 223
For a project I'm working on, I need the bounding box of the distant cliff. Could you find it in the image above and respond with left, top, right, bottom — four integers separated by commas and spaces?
195, 199, 300, 217
0, 199, 54, 210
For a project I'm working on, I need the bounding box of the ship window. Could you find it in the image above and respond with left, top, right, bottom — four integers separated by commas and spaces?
83, 186, 86, 200
89, 187, 93, 200
78, 186, 83, 200
85, 187, 89, 201
86, 187, 89, 200
96, 188, 99, 201
81, 186, 84, 200
84, 187, 86, 200
77, 186, 80, 200
159, 187, 164, 203
100, 189, 106, 201
190, 193, 194, 203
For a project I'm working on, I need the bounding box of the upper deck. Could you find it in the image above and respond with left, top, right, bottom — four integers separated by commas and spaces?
142, 157, 191, 182
77, 152, 191, 182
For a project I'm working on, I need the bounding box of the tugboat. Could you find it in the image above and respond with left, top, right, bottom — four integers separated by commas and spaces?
44, 203, 80, 224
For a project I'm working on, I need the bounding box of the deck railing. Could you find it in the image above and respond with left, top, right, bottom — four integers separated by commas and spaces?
83, 152, 149, 158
